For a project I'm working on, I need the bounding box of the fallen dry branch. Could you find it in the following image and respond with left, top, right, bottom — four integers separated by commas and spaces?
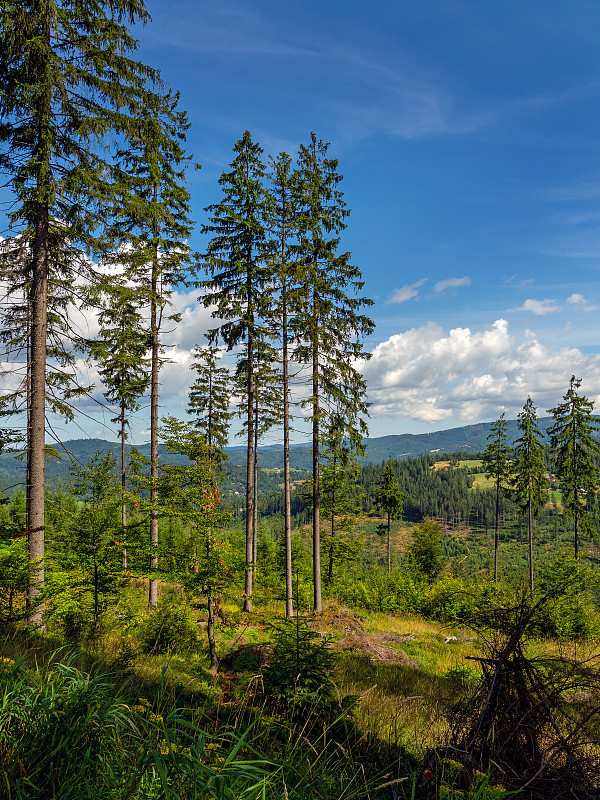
426, 591, 600, 799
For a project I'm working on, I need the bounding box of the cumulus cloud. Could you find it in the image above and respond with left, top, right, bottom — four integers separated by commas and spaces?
433, 276, 471, 293
514, 298, 561, 315
386, 278, 427, 304
567, 293, 597, 312
362, 319, 600, 423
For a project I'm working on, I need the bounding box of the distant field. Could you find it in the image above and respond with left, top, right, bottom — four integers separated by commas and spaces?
432, 459, 483, 471
471, 474, 494, 489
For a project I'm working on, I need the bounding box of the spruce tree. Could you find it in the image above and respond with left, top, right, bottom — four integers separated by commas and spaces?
373, 457, 405, 573
187, 343, 232, 460
88, 284, 150, 569
482, 413, 511, 582
293, 133, 374, 611
155, 417, 229, 673
234, 337, 282, 579
511, 397, 547, 595
0, 0, 158, 624
106, 92, 194, 607
548, 376, 600, 559
201, 130, 269, 613
266, 150, 301, 618
320, 415, 363, 586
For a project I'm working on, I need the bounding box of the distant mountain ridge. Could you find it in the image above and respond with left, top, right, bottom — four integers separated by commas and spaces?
0, 418, 554, 492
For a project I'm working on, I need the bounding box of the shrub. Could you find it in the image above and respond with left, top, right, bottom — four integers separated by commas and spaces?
140, 589, 200, 654
534, 553, 600, 639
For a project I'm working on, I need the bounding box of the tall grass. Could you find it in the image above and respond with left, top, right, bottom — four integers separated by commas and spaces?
0, 651, 274, 799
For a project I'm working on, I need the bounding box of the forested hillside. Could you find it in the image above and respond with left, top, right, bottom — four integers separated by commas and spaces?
0, 417, 554, 494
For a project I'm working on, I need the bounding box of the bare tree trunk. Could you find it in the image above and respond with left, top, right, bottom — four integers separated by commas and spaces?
283, 286, 293, 618
207, 591, 218, 674
312, 324, 322, 613
149, 225, 159, 608
528, 500, 534, 597
327, 509, 335, 585
27, 16, 51, 629
28, 203, 48, 627
387, 510, 391, 573
494, 477, 500, 583
252, 396, 258, 575
243, 313, 254, 612
121, 402, 127, 571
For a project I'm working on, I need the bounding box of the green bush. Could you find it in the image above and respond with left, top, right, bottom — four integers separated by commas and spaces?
140, 589, 200, 654
535, 554, 600, 639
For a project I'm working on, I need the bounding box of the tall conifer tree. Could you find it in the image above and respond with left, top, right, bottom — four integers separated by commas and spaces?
548, 376, 600, 559
293, 133, 374, 612
235, 338, 282, 575
201, 131, 269, 613
482, 413, 511, 582
89, 284, 150, 569
0, 0, 158, 623
320, 413, 364, 585
373, 457, 405, 573
511, 397, 547, 595
107, 92, 193, 607
266, 151, 300, 618
187, 343, 232, 460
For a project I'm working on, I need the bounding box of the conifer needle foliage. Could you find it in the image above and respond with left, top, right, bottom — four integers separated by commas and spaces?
548, 376, 600, 560
0, 0, 164, 623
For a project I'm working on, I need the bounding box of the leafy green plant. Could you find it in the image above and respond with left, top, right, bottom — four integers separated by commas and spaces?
140, 588, 200, 654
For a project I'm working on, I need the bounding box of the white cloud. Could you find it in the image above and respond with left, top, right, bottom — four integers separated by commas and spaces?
362, 319, 600, 423
433, 276, 471, 293
514, 298, 561, 315
386, 278, 427, 304
567, 293, 597, 312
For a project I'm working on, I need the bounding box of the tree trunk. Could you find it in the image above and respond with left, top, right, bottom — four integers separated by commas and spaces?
528, 499, 534, 596
282, 284, 293, 618
207, 591, 218, 674
252, 396, 258, 575
149, 225, 159, 608
27, 15, 52, 628
312, 326, 322, 613
494, 477, 500, 583
243, 311, 254, 612
28, 194, 49, 628
387, 510, 391, 573
328, 476, 336, 585
93, 531, 99, 631
121, 402, 127, 571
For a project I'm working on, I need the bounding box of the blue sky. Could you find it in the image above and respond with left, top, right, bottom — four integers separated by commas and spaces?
6, 0, 600, 444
